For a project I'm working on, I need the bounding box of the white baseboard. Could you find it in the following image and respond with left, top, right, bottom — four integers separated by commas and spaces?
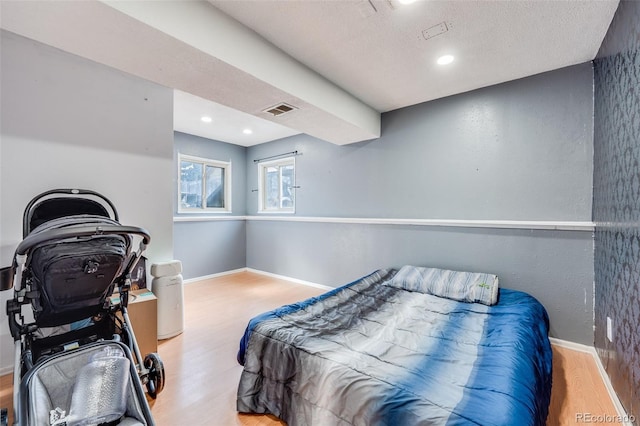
549, 337, 594, 353
182, 267, 248, 285
550, 338, 632, 425
0, 365, 13, 376
246, 268, 334, 291
182, 267, 334, 292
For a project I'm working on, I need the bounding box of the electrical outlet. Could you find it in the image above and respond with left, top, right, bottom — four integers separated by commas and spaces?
607, 316, 613, 342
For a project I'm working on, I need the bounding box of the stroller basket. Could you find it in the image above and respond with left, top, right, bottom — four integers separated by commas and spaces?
21, 341, 149, 426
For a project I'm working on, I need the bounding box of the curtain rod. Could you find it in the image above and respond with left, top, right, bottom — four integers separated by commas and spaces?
253, 150, 299, 163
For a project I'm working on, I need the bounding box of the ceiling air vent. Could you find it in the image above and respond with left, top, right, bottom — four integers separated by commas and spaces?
422, 22, 449, 41
263, 103, 297, 117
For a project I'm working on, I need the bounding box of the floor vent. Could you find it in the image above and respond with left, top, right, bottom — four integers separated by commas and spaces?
263, 103, 297, 116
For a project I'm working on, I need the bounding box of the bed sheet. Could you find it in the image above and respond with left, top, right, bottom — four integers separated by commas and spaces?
237, 269, 552, 426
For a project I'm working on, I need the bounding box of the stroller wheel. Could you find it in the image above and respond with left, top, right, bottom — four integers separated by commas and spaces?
144, 352, 165, 399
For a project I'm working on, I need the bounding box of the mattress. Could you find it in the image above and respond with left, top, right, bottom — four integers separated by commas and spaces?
237, 269, 552, 425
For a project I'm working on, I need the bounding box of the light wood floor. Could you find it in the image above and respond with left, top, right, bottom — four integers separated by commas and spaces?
0, 271, 621, 425
548, 345, 621, 425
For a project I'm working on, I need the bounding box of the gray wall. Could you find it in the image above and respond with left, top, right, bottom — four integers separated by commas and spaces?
173, 132, 247, 279
593, 0, 640, 421
246, 63, 595, 344
174, 220, 246, 279
247, 64, 594, 220
0, 31, 175, 372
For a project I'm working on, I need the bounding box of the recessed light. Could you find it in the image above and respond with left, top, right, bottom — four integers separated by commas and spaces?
201, 116, 212, 123
243, 129, 253, 135
437, 55, 455, 65
398, 0, 417, 4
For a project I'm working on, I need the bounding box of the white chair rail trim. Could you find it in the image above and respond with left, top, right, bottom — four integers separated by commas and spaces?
174, 215, 595, 231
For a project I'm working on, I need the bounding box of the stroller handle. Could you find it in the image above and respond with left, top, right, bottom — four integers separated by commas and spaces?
15, 225, 151, 256
23, 189, 120, 237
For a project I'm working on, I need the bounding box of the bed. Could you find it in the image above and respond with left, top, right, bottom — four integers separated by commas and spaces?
236, 267, 553, 425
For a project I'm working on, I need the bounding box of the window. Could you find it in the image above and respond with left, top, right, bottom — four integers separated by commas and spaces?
178, 153, 231, 213
258, 157, 295, 213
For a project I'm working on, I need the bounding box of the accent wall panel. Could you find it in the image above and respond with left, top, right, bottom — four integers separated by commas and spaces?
593, 1, 640, 422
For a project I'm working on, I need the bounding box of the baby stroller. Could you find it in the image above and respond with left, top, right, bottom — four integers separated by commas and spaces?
0, 189, 164, 426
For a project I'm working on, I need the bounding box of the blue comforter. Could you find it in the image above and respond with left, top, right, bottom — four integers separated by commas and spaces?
237, 269, 552, 425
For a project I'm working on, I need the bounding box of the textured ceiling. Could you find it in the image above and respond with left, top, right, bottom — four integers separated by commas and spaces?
212, 0, 620, 112
1, 0, 620, 145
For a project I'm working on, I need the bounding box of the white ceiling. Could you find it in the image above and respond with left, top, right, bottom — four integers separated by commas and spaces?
174, 90, 300, 146
0, 0, 619, 146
